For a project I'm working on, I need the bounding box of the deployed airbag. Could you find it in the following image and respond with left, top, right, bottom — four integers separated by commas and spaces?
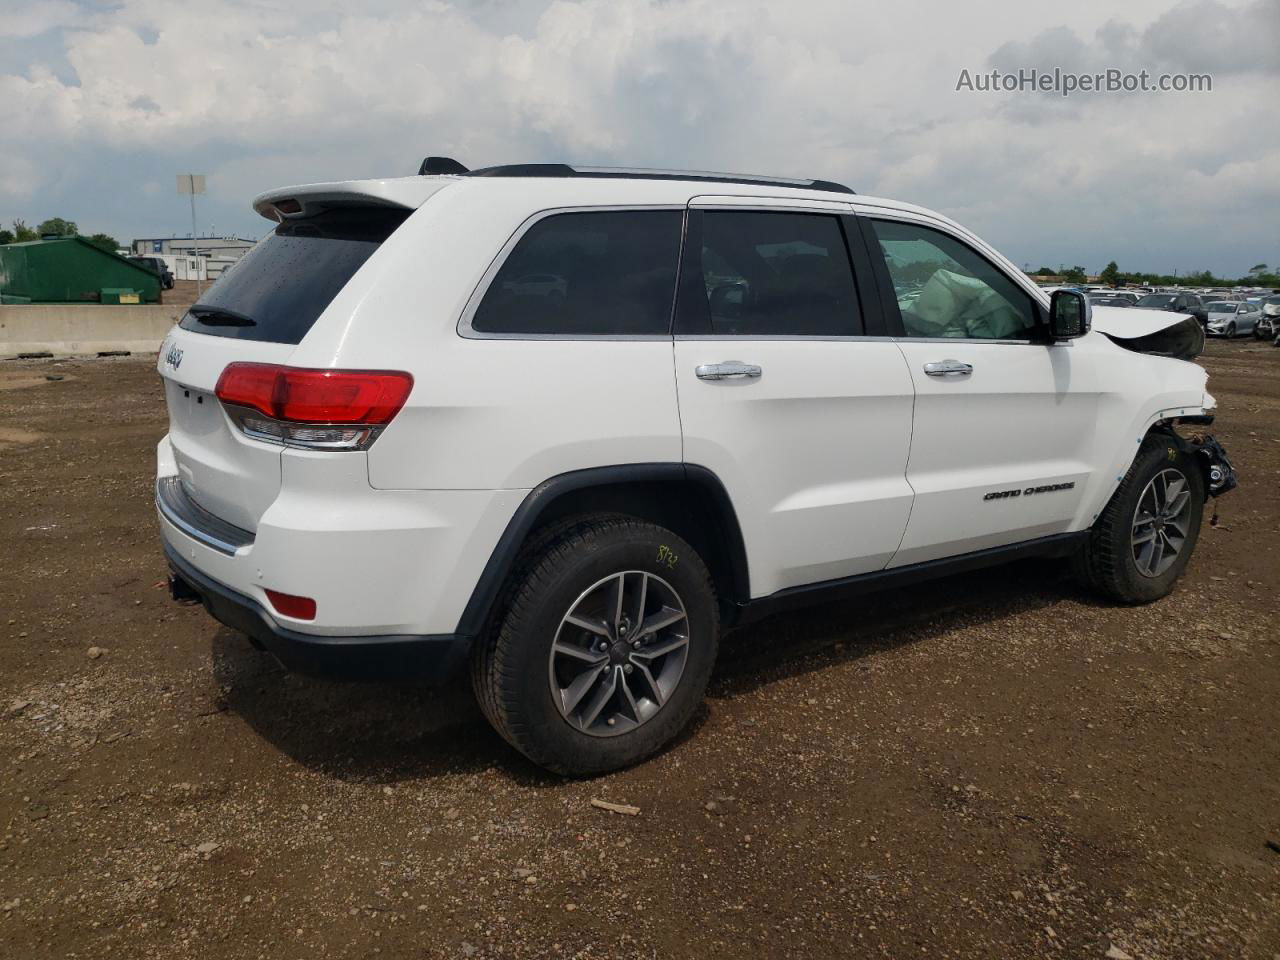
903, 270, 1028, 339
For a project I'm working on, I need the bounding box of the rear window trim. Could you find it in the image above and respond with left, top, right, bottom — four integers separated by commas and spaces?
457, 204, 687, 342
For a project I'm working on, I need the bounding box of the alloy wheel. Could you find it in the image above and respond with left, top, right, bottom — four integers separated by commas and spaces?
1131, 468, 1192, 578
548, 571, 689, 737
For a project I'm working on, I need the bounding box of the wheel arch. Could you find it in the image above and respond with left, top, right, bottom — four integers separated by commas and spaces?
1144, 419, 1234, 500
455, 463, 751, 638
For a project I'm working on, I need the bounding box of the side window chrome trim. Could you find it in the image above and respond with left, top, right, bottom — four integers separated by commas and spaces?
688, 195, 854, 213
674, 335, 1042, 345
892, 337, 1035, 346
675, 334, 898, 343
457, 204, 686, 341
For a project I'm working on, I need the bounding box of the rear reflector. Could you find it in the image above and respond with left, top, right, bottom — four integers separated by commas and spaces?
264, 589, 316, 621
214, 363, 413, 451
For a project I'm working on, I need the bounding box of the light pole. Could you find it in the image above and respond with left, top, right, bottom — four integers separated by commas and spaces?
177, 174, 207, 298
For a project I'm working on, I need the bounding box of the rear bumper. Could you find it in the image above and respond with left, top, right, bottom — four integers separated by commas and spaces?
166, 544, 470, 681
154, 434, 528, 637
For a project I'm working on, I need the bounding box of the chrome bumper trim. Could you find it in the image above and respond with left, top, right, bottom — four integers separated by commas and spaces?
156, 477, 255, 556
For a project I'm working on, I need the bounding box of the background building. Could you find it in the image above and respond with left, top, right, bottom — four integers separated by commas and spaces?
130, 235, 257, 260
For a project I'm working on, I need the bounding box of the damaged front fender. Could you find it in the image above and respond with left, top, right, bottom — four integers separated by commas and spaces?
1092, 307, 1205, 361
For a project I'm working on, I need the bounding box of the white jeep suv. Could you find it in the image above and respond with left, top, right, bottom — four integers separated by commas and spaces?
157, 160, 1235, 775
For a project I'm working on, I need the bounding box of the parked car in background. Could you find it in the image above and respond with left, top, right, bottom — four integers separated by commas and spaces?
1107, 291, 1140, 304
1204, 301, 1259, 337
1088, 294, 1134, 307
129, 255, 175, 289
1136, 292, 1208, 324
1254, 295, 1280, 339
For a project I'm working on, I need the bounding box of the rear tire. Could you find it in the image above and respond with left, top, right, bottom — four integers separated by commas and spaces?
1074, 435, 1205, 603
472, 517, 719, 776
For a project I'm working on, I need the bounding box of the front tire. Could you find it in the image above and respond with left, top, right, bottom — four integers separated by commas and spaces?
472, 518, 719, 776
1226, 322, 1236, 338
1074, 435, 1205, 603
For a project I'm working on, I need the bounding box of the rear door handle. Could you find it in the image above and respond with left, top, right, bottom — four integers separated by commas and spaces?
923, 359, 973, 378
695, 361, 762, 381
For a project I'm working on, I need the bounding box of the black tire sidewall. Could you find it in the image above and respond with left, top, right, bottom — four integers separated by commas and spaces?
498, 525, 718, 775
1108, 441, 1205, 602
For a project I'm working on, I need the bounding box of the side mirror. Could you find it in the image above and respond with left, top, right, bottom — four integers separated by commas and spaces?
1048, 289, 1091, 340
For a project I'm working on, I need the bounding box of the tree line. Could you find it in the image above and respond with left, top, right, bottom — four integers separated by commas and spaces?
0, 218, 120, 254
1031, 260, 1280, 288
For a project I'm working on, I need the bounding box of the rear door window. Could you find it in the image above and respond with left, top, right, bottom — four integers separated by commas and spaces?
179, 207, 408, 344
471, 210, 683, 336
680, 210, 863, 337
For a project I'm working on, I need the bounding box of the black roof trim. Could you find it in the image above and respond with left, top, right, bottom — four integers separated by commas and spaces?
418, 156, 469, 175
462, 163, 855, 195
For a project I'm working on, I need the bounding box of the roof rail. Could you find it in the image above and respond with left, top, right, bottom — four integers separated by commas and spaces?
462, 163, 854, 195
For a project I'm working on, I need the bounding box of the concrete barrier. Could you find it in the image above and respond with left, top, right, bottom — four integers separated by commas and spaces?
0, 304, 183, 359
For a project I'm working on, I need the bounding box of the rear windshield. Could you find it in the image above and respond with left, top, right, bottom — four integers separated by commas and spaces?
179, 207, 409, 344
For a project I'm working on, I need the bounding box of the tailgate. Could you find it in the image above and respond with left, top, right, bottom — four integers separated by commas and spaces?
158, 327, 295, 532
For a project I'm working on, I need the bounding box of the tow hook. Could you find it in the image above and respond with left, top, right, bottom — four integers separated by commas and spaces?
168, 573, 201, 605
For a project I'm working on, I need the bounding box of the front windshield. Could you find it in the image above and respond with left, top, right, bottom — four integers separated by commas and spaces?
1205, 301, 1237, 312
1137, 294, 1176, 308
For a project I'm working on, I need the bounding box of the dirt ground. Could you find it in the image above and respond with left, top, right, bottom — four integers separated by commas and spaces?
1, 339, 1277, 960
162, 279, 200, 309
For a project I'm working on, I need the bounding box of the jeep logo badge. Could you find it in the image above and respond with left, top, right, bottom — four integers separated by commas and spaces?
165, 343, 184, 370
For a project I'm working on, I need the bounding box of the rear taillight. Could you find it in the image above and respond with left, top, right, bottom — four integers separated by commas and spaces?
214, 363, 413, 451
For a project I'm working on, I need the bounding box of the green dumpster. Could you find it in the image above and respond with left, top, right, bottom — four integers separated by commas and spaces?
100, 288, 142, 305
0, 238, 161, 304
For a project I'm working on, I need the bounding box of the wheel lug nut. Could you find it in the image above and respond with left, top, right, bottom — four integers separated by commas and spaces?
624, 664, 633, 674
606, 717, 616, 726
632, 640, 641, 649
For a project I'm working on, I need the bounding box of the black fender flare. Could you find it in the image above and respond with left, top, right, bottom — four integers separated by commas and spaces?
453, 463, 751, 639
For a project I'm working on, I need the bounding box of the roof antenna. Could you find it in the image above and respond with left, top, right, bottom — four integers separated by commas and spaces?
418, 156, 469, 176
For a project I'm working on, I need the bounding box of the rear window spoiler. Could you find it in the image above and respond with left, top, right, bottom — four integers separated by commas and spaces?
252, 178, 454, 222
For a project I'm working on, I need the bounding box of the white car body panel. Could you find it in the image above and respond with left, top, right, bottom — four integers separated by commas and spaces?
888, 339, 1098, 566
157, 172, 1217, 640
674, 337, 916, 595
156, 434, 526, 635
1091, 305, 1192, 338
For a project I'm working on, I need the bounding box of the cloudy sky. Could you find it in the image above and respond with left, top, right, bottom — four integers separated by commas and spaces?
2, 0, 1277, 275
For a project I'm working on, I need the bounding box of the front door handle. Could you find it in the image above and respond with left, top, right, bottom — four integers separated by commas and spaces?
923, 359, 973, 378
696, 361, 763, 381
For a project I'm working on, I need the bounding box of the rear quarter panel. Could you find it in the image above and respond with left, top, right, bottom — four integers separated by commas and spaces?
289, 179, 687, 491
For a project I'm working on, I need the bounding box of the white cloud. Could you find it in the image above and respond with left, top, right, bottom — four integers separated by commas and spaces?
0, 0, 83, 39
1, 0, 1275, 274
